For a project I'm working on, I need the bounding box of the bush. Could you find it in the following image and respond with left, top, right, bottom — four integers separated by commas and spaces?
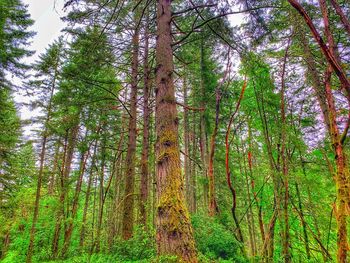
111, 225, 156, 261
191, 214, 247, 262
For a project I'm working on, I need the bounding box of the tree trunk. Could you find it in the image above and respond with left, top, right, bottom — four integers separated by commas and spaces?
61, 147, 90, 257
121, 13, 139, 240
139, 9, 151, 227
280, 41, 291, 263
199, 35, 208, 209
295, 182, 311, 259
287, 0, 350, 95
26, 61, 58, 263
208, 88, 220, 216
225, 79, 247, 251
155, 0, 197, 261
79, 142, 97, 249
329, 0, 350, 36
183, 78, 192, 211
325, 66, 350, 262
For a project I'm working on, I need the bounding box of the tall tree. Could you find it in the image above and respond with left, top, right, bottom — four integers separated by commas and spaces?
155, 0, 198, 261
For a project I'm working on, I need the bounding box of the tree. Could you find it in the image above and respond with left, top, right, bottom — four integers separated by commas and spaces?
154, 0, 198, 261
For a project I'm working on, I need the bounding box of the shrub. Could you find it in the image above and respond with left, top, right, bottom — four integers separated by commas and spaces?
191, 214, 247, 262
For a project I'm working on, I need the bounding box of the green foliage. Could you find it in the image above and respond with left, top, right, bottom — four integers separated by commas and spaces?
111, 226, 156, 261
191, 214, 247, 262
0, 0, 34, 84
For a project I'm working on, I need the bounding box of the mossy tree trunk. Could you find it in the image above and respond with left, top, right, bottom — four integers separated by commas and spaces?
155, 0, 198, 261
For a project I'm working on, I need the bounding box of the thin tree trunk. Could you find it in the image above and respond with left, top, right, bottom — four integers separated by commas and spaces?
121, 11, 139, 240
247, 120, 265, 247
199, 35, 209, 209
207, 55, 231, 216
225, 79, 247, 248
280, 40, 291, 263
52, 123, 79, 258
139, 9, 151, 227
94, 137, 106, 253
79, 141, 97, 249
48, 142, 61, 195
329, 0, 350, 36
61, 147, 90, 256
183, 78, 191, 211
155, 0, 197, 261
287, 0, 350, 94
238, 143, 256, 256
295, 182, 311, 260
26, 59, 58, 263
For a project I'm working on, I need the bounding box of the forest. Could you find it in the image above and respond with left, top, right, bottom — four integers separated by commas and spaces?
0, 0, 349, 262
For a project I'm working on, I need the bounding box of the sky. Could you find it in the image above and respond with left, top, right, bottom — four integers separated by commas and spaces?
15, 1, 244, 138
14, 0, 65, 137
22, 0, 65, 64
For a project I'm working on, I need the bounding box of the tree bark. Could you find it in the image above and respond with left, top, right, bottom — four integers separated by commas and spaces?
155, 0, 198, 261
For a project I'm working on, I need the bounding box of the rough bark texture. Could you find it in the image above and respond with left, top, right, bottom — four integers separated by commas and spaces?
155, 0, 198, 261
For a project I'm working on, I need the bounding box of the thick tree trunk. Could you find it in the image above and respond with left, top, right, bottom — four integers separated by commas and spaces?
155, 0, 197, 261
121, 15, 139, 240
